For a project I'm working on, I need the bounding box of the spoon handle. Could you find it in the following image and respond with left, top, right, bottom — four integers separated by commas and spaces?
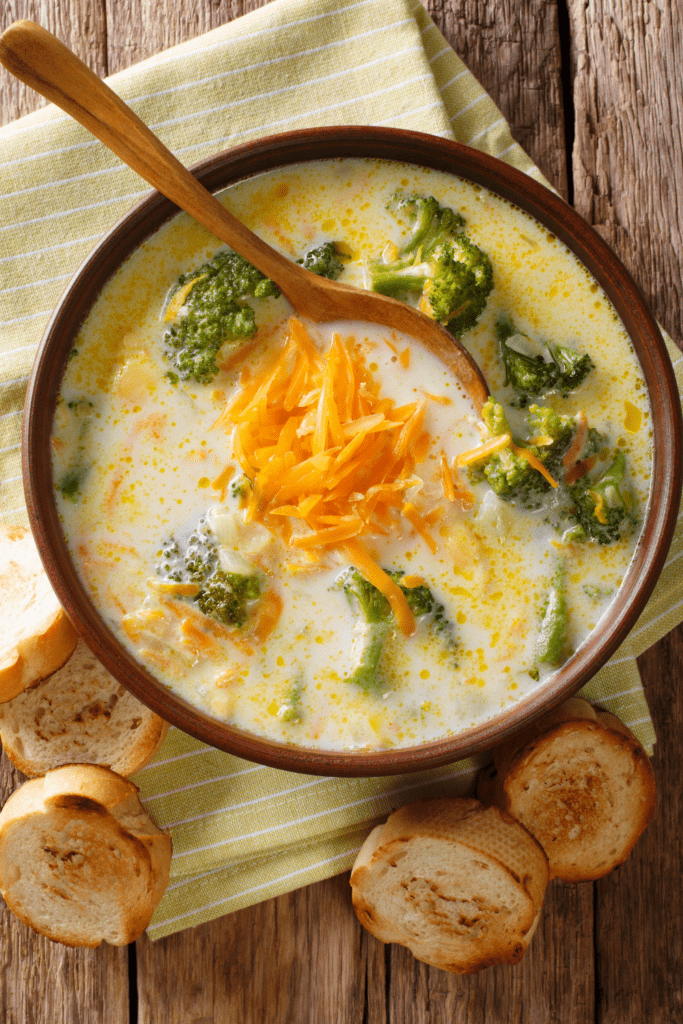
0, 20, 304, 292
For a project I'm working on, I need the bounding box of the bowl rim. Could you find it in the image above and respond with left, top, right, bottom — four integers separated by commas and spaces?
23, 125, 683, 777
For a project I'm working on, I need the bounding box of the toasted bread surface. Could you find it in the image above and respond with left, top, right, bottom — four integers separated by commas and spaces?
0, 639, 169, 777
498, 714, 656, 881
0, 764, 171, 945
350, 798, 549, 974
0, 524, 78, 702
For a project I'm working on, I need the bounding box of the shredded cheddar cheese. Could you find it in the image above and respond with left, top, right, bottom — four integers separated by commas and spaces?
213, 318, 443, 635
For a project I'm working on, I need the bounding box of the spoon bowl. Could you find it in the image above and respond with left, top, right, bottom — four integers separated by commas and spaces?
0, 19, 489, 410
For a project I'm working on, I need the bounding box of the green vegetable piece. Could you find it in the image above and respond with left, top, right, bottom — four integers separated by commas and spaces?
497, 316, 593, 401
537, 565, 567, 665
346, 620, 393, 694
156, 515, 261, 627
472, 399, 550, 508
472, 399, 578, 509
281, 678, 304, 722
369, 193, 493, 337
163, 249, 280, 385
337, 566, 457, 692
196, 569, 261, 627
297, 242, 346, 280
58, 466, 88, 503
548, 342, 594, 394
481, 397, 511, 437
568, 450, 631, 545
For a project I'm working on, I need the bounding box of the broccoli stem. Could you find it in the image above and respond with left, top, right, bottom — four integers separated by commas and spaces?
347, 620, 393, 693
536, 566, 567, 665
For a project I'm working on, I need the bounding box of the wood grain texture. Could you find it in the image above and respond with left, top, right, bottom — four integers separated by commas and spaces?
569, 0, 683, 341
0, 753, 129, 1024
593, 632, 683, 1024
0, 0, 107, 126
568, 5, 683, 1012
136, 872, 367, 1024
386, 880, 594, 1023
424, 0, 568, 198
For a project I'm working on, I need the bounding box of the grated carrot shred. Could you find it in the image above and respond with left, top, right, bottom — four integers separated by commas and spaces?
440, 453, 456, 501
211, 464, 235, 501
511, 442, 559, 488
423, 390, 452, 405
164, 275, 205, 322
398, 347, 411, 369
456, 434, 512, 466
342, 539, 415, 637
402, 502, 438, 554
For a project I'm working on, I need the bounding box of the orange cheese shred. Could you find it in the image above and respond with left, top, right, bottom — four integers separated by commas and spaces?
511, 443, 559, 488
342, 539, 416, 638
215, 318, 450, 582
456, 433, 512, 467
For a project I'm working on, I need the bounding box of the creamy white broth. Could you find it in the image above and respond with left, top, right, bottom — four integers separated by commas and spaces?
52, 158, 652, 751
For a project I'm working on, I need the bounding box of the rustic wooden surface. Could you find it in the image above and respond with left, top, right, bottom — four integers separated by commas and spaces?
1, 1, 682, 1021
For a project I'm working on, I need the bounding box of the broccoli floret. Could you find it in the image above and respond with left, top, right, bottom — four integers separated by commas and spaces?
471, 398, 572, 509
549, 342, 594, 394
473, 398, 543, 505
338, 567, 392, 623
337, 567, 457, 692
369, 193, 493, 337
157, 516, 261, 626
568, 450, 632, 544
163, 250, 280, 385
526, 403, 574, 477
196, 569, 261, 626
497, 317, 557, 399
497, 316, 593, 402
297, 242, 346, 280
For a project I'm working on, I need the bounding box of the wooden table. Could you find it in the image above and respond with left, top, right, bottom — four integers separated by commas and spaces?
2, 2, 682, 1021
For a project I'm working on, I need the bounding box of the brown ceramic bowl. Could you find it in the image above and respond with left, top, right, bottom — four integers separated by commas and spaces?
23, 126, 682, 776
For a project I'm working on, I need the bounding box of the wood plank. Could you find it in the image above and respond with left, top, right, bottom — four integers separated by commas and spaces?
0, 0, 107, 125
0, 753, 129, 1024
387, 878, 594, 1024
136, 872, 368, 1024
591, 632, 683, 1024
569, 0, 683, 341
569, 3, 683, 1016
425, 0, 569, 198
0, 3, 129, 1020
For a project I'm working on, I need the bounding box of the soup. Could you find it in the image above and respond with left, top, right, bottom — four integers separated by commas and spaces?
52, 159, 652, 751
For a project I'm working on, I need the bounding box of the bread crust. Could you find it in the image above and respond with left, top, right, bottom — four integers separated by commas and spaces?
350, 798, 549, 974
0, 639, 169, 777
0, 764, 172, 946
479, 699, 656, 881
0, 524, 78, 702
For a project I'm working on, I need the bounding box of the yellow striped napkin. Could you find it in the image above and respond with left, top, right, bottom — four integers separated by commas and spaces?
1, 0, 681, 939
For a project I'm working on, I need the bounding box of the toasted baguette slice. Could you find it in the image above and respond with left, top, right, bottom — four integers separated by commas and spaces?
0, 524, 78, 702
478, 698, 656, 881
0, 764, 172, 946
350, 798, 549, 974
0, 639, 169, 777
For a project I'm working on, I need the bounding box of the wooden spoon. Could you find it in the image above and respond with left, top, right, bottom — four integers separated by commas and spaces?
0, 20, 488, 410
